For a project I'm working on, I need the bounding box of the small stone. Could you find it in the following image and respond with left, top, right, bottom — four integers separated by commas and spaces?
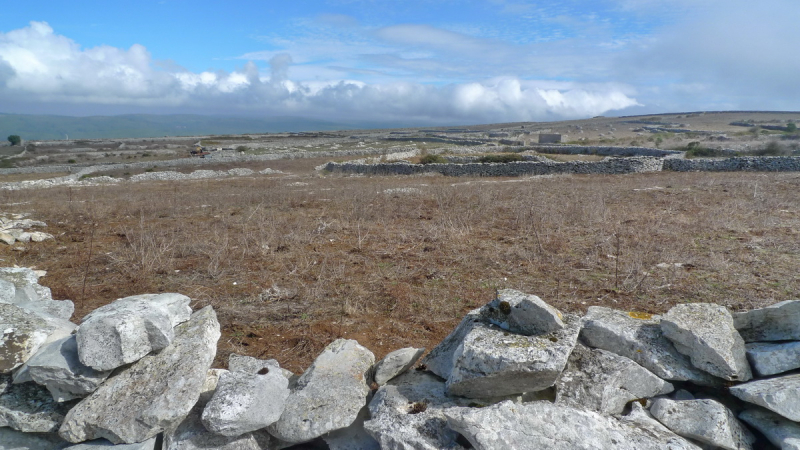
650, 398, 754, 450
62, 437, 157, 449
201, 369, 289, 436
730, 374, 800, 421
481, 289, 564, 336
29, 232, 54, 243
0, 232, 14, 245
745, 341, 800, 377
739, 408, 800, 450
734, 300, 800, 342
373, 347, 424, 386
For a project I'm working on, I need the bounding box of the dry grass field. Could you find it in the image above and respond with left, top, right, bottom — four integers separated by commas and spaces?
2, 157, 799, 372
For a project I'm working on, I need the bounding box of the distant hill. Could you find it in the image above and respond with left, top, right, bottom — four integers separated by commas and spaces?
0, 113, 410, 140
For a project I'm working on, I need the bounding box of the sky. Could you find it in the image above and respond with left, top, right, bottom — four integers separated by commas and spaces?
0, 0, 798, 125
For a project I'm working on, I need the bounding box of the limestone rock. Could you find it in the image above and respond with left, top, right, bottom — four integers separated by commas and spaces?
0, 267, 72, 321
650, 398, 754, 450
445, 400, 701, 449
419, 309, 482, 380
29, 232, 54, 243
739, 408, 800, 450
0, 232, 14, 245
660, 303, 751, 381
745, 341, 800, 377
268, 339, 374, 443
481, 289, 564, 336
734, 300, 800, 342
228, 353, 298, 387
729, 374, 800, 421
59, 306, 220, 444
0, 303, 75, 374
322, 403, 380, 450
76, 293, 192, 371
63, 437, 157, 449
580, 306, 720, 386
18, 335, 111, 402
555, 343, 674, 415
364, 370, 471, 450
201, 368, 290, 436
0, 427, 69, 450
619, 402, 702, 450
446, 315, 580, 398
0, 375, 70, 433
374, 347, 424, 386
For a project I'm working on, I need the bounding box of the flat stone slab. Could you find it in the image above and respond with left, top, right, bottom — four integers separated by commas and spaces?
0, 375, 70, 433
580, 306, 720, 386
446, 314, 581, 398
739, 408, 800, 450
76, 293, 192, 371
0, 427, 69, 450
59, 306, 220, 444
745, 341, 800, 377
268, 339, 375, 444
480, 289, 564, 336
555, 343, 673, 415
0, 303, 75, 374
373, 347, 424, 386
730, 374, 800, 421
63, 437, 157, 449
650, 398, 754, 450
445, 400, 701, 449
734, 300, 800, 342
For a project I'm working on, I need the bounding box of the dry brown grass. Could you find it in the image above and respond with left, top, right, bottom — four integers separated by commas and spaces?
2, 162, 799, 372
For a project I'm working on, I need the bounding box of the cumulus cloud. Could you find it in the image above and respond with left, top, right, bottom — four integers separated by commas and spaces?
0, 21, 638, 123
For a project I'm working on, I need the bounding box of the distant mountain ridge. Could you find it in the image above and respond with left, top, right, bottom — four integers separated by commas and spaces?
0, 113, 406, 140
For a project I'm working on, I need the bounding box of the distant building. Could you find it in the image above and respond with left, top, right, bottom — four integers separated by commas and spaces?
538, 133, 562, 144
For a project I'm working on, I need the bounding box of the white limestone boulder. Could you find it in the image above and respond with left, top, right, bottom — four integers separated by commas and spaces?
201, 368, 290, 436
0, 267, 73, 320
228, 353, 298, 388
555, 343, 674, 415
59, 306, 220, 444
268, 339, 375, 444
745, 341, 800, 377
729, 374, 800, 421
444, 400, 701, 449
373, 347, 424, 386
419, 308, 483, 380
620, 402, 702, 450
580, 306, 720, 386
480, 289, 564, 336
446, 314, 581, 398
0, 375, 70, 433
734, 300, 800, 342
0, 303, 76, 374
16, 335, 111, 402
649, 398, 755, 450
739, 408, 800, 450
660, 303, 751, 381
76, 293, 192, 371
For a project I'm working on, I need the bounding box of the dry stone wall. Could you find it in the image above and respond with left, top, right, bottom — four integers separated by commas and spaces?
664, 156, 800, 172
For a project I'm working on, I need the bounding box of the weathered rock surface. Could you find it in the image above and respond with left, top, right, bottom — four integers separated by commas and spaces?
739, 408, 800, 450
59, 306, 220, 444
0, 267, 73, 320
480, 289, 564, 336
620, 402, 702, 450
580, 306, 720, 386
650, 398, 754, 450
17, 335, 111, 402
446, 315, 581, 398
445, 400, 701, 449
730, 374, 800, 421
0, 427, 69, 450
322, 403, 380, 450
745, 341, 800, 377
419, 309, 482, 380
76, 293, 192, 371
0, 376, 70, 433
201, 368, 290, 436
660, 303, 751, 381
734, 300, 800, 342
0, 303, 75, 374
364, 370, 471, 450
268, 339, 374, 444
228, 354, 298, 387
555, 343, 674, 415
373, 347, 424, 386
63, 437, 157, 449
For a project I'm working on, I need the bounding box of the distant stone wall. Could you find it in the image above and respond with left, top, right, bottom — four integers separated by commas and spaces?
664, 156, 800, 172
532, 145, 683, 158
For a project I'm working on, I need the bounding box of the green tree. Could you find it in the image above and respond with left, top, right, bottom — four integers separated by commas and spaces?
7, 135, 21, 146
787, 122, 797, 133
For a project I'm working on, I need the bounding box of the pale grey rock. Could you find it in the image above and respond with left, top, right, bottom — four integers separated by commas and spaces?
323, 403, 380, 450
29, 232, 54, 243
76, 293, 192, 371
0, 303, 75, 374
0, 279, 14, 304
0, 267, 73, 321
63, 437, 157, 449
739, 408, 800, 450
650, 398, 754, 450
374, 347, 424, 386
268, 339, 375, 443
0, 375, 70, 433
660, 303, 751, 381
673, 389, 695, 401
419, 308, 483, 379
446, 314, 581, 398
0, 232, 14, 245
619, 402, 702, 450
0, 427, 69, 450
19, 335, 111, 402
228, 353, 298, 387
481, 289, 564, 335
445, 400, 700, 449
580, 306, 720, 386
555, 343, 674, 415
201, 368, 290, 436
746, 341, 800, 377
59, 306, 220, 444
730, 374, 800, 421
734, 300, 800, 342
364, 370, 471, 450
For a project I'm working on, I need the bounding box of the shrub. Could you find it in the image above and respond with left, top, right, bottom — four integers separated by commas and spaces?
419, 154, 447, 164
752, 141, 790, 156
236, 146, 248, 153
7, 135, 21, 146
67, 159, 76, 163
787, 122, 797, 133
477, 153, 524, 163
684, 142, 727, 158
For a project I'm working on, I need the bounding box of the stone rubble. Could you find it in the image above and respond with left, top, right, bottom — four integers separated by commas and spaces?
5, 265, 800, 449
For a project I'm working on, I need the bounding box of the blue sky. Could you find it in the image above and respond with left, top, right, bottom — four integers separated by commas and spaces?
0, 1, 798, 125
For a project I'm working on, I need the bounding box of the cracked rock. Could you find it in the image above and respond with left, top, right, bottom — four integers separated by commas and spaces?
650, 398, 754, 450
729, 374, 800, 421
373, 347, 424, 386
